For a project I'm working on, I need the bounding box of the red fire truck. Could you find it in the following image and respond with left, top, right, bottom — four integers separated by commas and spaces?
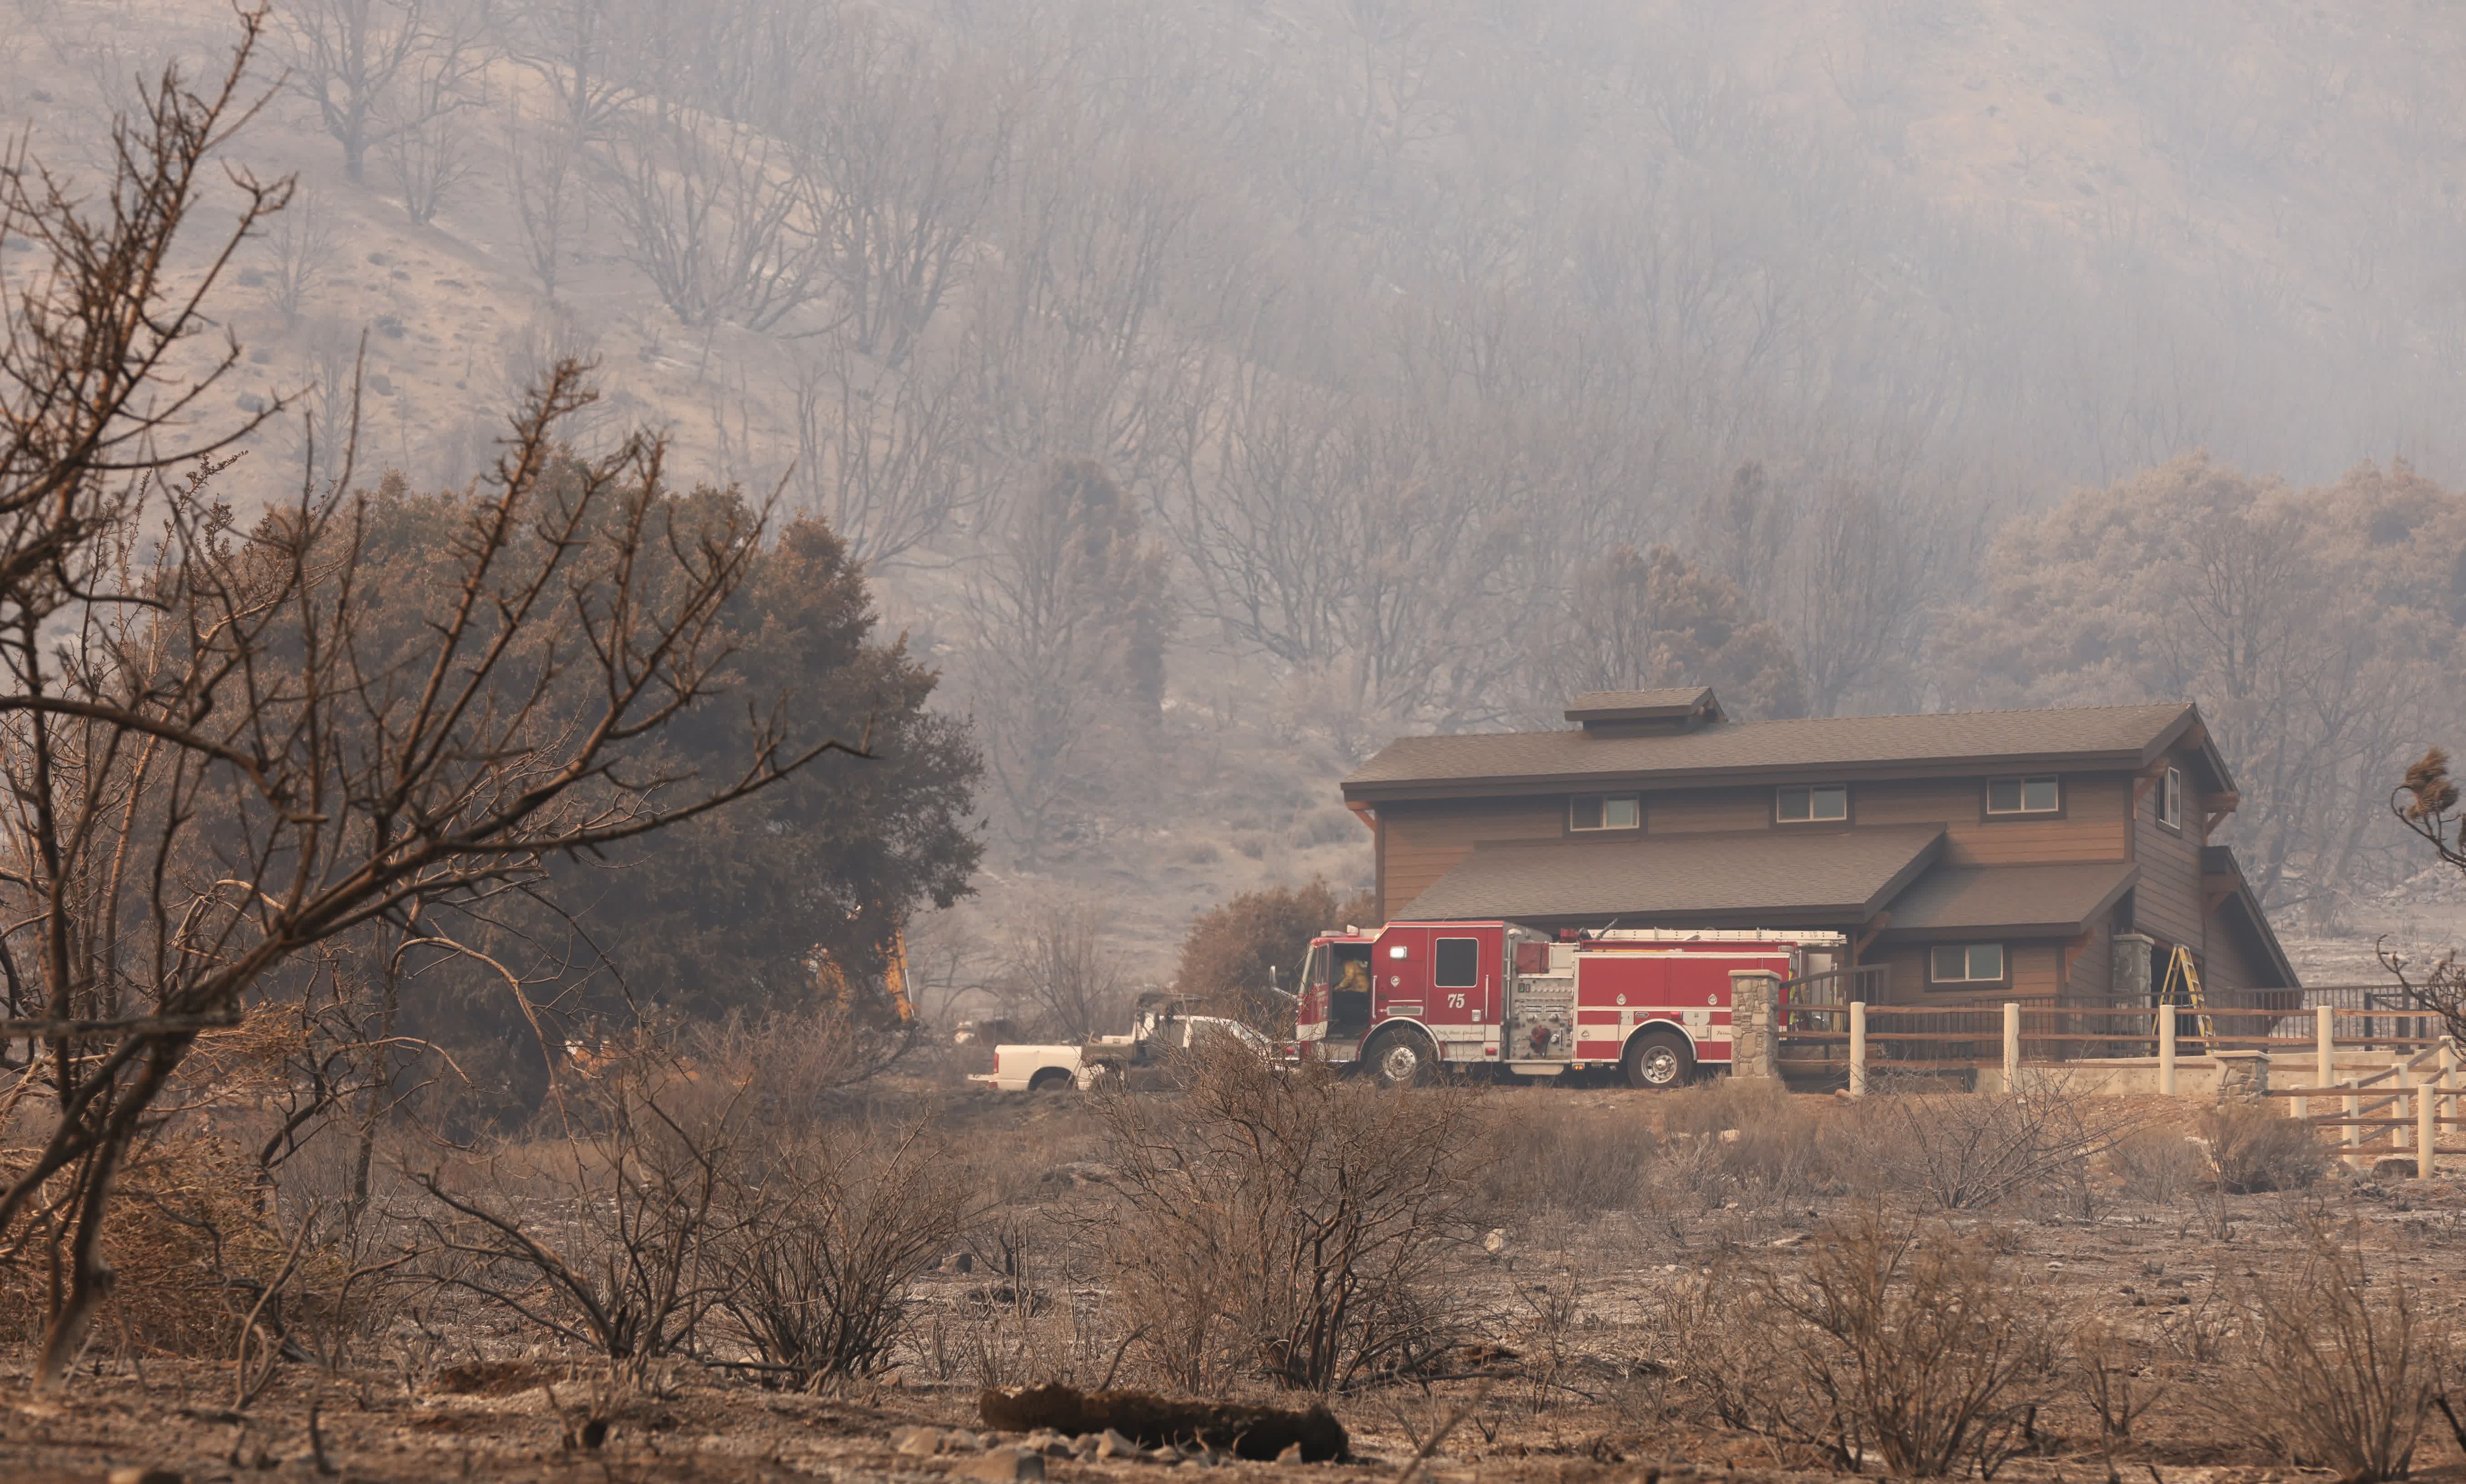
1292, 921, 1846, 1088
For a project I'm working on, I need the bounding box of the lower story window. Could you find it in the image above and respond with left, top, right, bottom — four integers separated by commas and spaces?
1930, 943, 2006, 983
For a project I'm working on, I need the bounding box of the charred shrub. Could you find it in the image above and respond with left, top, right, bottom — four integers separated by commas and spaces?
2106, 1128, 2208, 1203
1091, 1045, 1482, 1392
410, 1031, 757, 1385
1658, 1076, 1842, 1208
2218, 1222, 2436, 1480
0, 1133, 296, 1358
2198, 1101, 2330, 1193
1477, 1100, 1656, 1215
1850, 1069, 2142, 1210
1679, 1205, 2054, 1476
713, 1124, 976, 1386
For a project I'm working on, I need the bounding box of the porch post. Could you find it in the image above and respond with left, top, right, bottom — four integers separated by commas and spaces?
2002, 1002, 2019, 1089
1848, 1001, 1868, 1097
2159, 1007, 2176, 1096
2317, 1004, 2334, 1093
2422, 1081, 2437, 1179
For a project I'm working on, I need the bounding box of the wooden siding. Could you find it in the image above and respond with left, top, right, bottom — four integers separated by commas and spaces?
2131, 754, 2207, 954
2014, 943, 2062, 999
1849, 776, 2132, 864
1644, 775, 2131, 864
2069, 922, 2112, 1005
1377, 797, 1565, 917
1870, 945, 1925, 1004
1865, 940, 2065, 1005
1371, 770, 2180, 942
1639, 786, 1771, 834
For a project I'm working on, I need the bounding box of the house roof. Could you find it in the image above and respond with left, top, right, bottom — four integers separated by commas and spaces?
1346, 702, 2229, 802
1874, 862, 2140, 941
2202, 845, 2302, 987
1397, 825, 1946, 923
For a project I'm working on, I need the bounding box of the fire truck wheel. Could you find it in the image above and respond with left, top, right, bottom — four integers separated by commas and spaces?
1622, 1030, 1693, 1090
1363, 1026, 1437, 1088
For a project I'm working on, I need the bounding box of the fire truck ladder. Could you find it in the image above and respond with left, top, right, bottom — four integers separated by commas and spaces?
2157, 945, 2214, 1044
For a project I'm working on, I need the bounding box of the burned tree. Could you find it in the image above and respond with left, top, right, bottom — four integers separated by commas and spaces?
2383, 748, 2466, 1041
0, 22, 851, 1387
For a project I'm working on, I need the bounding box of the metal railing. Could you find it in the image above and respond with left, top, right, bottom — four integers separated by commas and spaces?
1778, 964, 1888, 1008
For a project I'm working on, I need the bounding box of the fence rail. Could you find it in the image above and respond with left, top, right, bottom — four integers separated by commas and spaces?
1774, 993, 2463, 1102
1767, 982, 2465, 1174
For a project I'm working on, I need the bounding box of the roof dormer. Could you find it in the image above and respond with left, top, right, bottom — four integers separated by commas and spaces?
1563, 687, 1723, 736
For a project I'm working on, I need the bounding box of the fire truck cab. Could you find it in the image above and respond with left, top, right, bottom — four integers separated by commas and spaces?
1292, 920, 1844, 1088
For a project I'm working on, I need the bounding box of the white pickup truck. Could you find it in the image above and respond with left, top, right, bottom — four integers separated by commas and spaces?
967, 998, 1276, 1092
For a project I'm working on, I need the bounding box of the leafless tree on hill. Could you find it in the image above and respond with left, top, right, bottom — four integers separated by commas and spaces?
506, 108, 580, 300
1532, 544, 1806, 722
596, 103, 834, 331
277, 0, 482, 186
1767, 468, 1949, 716
788, 338, 975, 568
1159, 366, 1539, 732
262, 188, 337, 329
503, 0, 653, 140
374, 23, 489, 225
986, 106, 1208, 391
1000, 900, 1125, 1042
797, 12, 1010, 369
959, 459, 1169, 863
295, 318, 365, 488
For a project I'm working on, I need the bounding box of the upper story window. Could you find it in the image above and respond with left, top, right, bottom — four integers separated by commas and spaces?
1776, 783, 1849, 823
1571, 793, 1641, 831
1986, 776, 2061, 815
2157, 766, 2183, 830
1930, 943, 2006, 983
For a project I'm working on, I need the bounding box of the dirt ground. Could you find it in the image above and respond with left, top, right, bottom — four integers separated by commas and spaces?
10, 1084, 2466, 1484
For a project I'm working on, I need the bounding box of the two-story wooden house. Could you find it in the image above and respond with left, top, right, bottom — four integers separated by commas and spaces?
1338, 687, 2297, 1008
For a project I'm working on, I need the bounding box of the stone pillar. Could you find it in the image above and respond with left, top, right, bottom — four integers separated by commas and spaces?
2112, 932, 2156, 1008
2214, 1050, 2269, 1099
1728, 971, 1782, 1079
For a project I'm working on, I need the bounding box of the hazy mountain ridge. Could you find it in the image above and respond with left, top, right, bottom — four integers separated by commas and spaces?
7, 0, 2461, 979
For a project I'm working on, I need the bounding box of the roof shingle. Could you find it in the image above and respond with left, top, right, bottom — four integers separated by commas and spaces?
1346, 703, 2203, 797
1397, 825, 1946, 922
1876, 862, 2139, 939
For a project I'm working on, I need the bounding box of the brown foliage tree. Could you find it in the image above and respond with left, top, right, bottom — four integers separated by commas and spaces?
1174, 880, 1373, 1028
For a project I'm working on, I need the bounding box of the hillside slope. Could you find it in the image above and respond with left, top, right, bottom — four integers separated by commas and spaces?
7, 0, 2458, 997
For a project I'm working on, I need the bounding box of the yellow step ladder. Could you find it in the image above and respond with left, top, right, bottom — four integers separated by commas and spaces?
2157, 945, 2214, 1043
